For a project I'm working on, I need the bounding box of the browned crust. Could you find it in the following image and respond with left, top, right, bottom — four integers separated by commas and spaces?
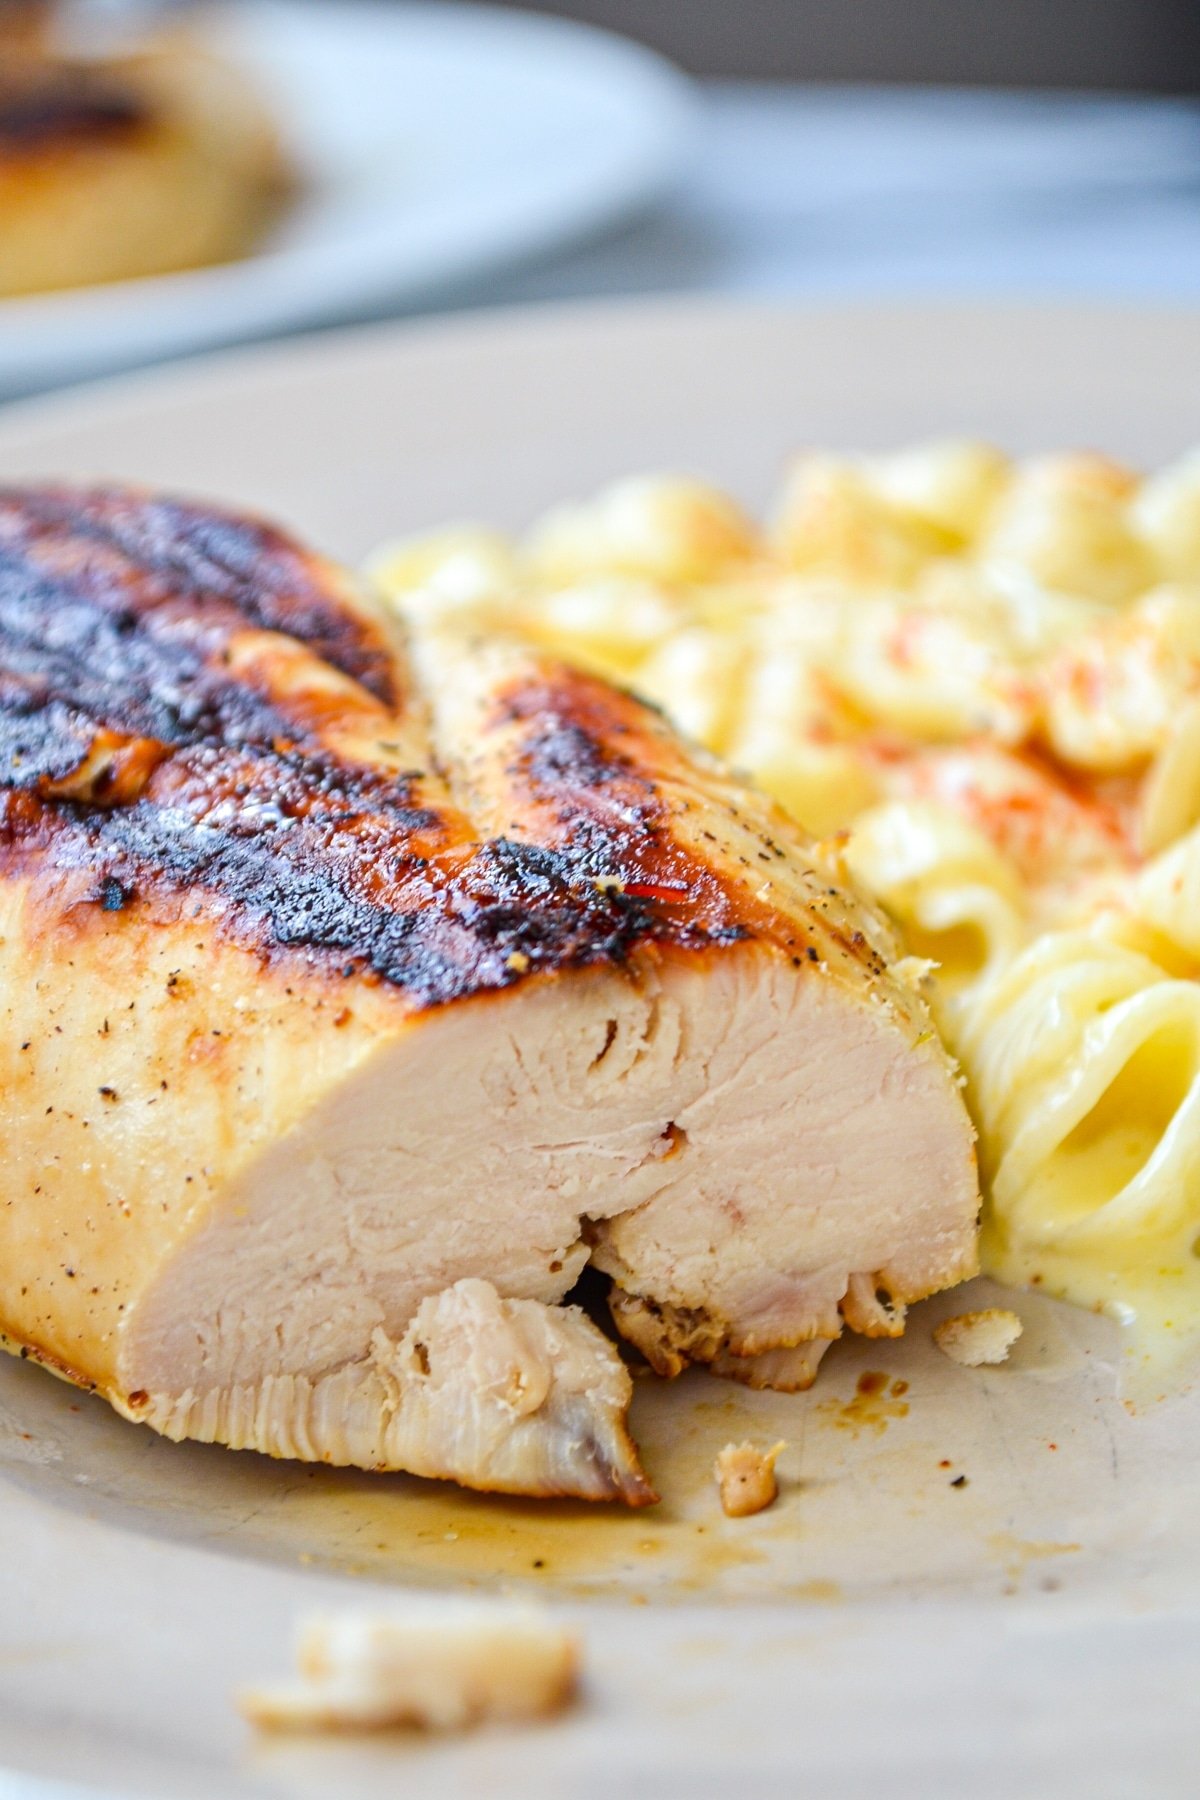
0, 486, 815, 1009
487, 659, 892, 978
0, 1324, 97, 1394
0, 58, 149, 158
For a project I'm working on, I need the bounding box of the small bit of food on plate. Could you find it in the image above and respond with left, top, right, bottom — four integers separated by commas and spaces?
238, 1600, 578, 1732
371, 444, 1200, 1387
0, 485, 979, 1500
0, 14, 290, 297
933, 1309, 1023, 1367
714, 1439, 785, 1517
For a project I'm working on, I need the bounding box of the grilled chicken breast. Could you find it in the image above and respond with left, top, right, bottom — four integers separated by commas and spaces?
0, 488, 979, 1501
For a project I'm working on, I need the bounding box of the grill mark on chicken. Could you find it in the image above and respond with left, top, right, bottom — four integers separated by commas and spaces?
515, 718, 635, 793
486, 660, 887, 973
0, 567, 296, 750
0, 487, 762, 1005
0, 488, 397, 704
498, 671, 648, 794
496, 665, 751, 924
0, 64, 146, 154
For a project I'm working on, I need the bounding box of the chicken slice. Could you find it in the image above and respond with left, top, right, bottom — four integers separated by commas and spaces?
0, 487, 979, 1501
409, 618, 981, 1373
141, 1278, 655, 1504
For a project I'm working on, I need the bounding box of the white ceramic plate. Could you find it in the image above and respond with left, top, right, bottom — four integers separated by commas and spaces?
0, 300, 1198, 1800
0, 1, 694, 398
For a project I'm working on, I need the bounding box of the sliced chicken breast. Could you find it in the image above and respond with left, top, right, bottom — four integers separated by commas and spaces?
0, 487, 978, 1502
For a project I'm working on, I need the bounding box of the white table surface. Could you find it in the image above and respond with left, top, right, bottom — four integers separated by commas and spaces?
474, 83, 1200, 308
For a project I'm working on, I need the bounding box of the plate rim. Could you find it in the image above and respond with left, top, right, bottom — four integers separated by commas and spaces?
2, 288, 1200, 440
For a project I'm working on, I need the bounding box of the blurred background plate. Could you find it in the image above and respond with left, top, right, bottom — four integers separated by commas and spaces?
0, 299, 1199, 1800
0, 0, 696, 398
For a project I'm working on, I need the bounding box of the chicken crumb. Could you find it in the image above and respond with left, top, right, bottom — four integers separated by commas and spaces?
714, 1439, 785, 1517
237, 1600, 578, 1734
933, 1308, 1023, 1367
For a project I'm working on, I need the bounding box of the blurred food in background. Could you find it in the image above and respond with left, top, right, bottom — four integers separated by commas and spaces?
0, 0, 292, 295
0, 1, 693, 396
